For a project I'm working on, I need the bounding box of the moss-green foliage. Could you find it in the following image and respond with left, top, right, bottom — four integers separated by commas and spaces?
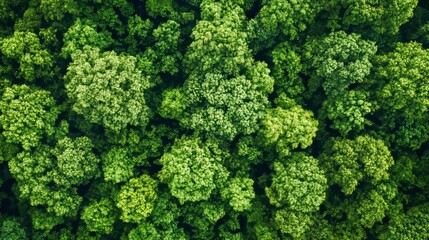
8, 137, 99, 224
51, 136, 100, 186
61, 18, 114, 58
172, 0, 274, 140
304, 31, 378, 136
0, 0, 428, 239
101, 147, 134, 183
378, 203, 429, 240
271, 42, 304, 100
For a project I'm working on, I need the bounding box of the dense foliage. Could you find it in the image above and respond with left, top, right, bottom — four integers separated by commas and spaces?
1, 0, 429, 239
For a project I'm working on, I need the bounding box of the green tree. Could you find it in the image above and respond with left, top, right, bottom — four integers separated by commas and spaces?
324, 0, 418, 36
320, 136, 396, 231
0, 219, 28, 240
245, 197, 280, 239
0, 0, 24, 36
183, 201, 226, 239
0, 31, 54, 82
184, 1, 251, 76
304, 31, 378, 135
258, 94, 318, 157
151, 20, 182, 75
0, 134, 18, 164
248, 0, 321, 50
182, 73, 271, 140
128, 222, 161, 240
140, 192, 187, 239
323, 90, 375, 135
304, 31, 377, 96
29, 208, 65, 232
145, 0, 185, 21
124, 15, 153, 54
217, 212, 245, 240
61, 18, 114, 58
319, 135, 393, 195
270, 42, 305, 101
37, 0, 78, 21
266, 152, 327, 212
378, 203, 429, 240
8, 136, 99, 226
116, 174, 158, 223
81, 198, 116, 234
274, 209, 314, 239
0, 85, 58, 150
65, 46, 152, 132
51, 136, 100, 187
164, 1, 274, 140
221, 177, 255, 212
101, 147, 134, 184
158, 88, 187, 120
158, 135, 229, 204
374, 42, 429, 149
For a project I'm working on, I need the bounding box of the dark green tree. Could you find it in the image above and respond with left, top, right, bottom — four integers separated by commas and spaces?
0, 219, 28, 240
248, 0, 321, 50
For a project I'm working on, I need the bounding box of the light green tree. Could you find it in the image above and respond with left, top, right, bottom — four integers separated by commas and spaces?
101, 147, 134, 184
304, 31, 378, 135
258, 94, 318, 157
221, 177, 255, 212
0, 31, 54, 82
266, 152, 327, 212
61, 18, 114, 58
159, 135, 229, 204
374, 42, 429, 149
0, 85, 58, 150
65, 46, 152, 132
319, 135, 394, 195
248, 0, 321, 50
116, 174, 158, 223
81, 198, 116, 234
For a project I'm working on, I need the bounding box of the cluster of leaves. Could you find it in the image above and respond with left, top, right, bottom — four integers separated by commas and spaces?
1, 0, 429, 239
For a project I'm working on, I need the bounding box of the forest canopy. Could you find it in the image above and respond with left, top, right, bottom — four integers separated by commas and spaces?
1, 0, 429, 239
